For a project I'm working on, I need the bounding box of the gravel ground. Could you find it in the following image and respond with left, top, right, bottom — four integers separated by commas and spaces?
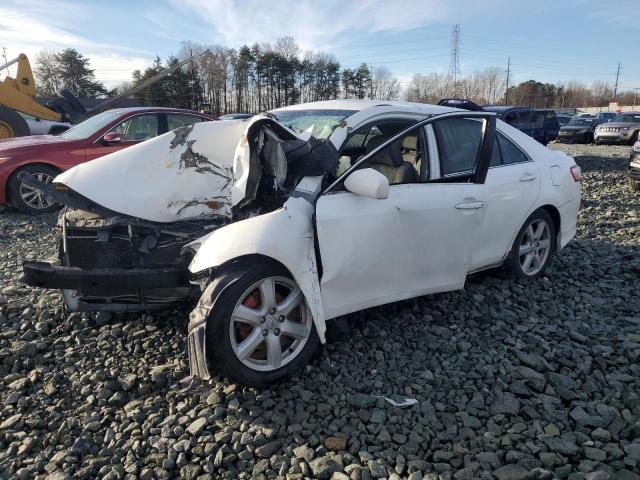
0, 143, 638, 480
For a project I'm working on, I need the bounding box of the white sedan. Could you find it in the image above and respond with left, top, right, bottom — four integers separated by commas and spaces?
25, 100, 582, 386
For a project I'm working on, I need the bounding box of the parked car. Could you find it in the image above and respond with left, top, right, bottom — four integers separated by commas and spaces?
594, 112, 640, 145
557, 115, 572, 126
22, 100, 581, 386
0, 107, 213, 213
556, 117, 601, 144
630, 140, 640, 191
594, 112, 617, 123
483, 106, 560, 145
219, 113, 253, 120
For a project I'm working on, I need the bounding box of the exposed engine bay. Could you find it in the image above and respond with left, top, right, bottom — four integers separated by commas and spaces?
23, 116, 340, 311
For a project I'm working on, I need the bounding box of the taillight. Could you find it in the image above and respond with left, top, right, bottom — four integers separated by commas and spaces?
570, 165, 582, 182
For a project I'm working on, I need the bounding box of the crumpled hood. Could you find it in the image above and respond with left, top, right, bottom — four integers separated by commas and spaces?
54, 116, 280, 223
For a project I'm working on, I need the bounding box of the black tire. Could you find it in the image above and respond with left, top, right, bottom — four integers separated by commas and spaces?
7, 164, 61, 214
203, 260, 319, 387
57, 89, 86, 114
0, 106, 30, 139
585, 133, 593, 144
629, 131, 639, 146
504, 208, 556, 281
630, 178, 640, 192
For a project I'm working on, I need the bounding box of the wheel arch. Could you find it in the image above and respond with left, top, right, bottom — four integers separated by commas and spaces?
6, 162, 62, 199
188, 197, 327, 342
539, 204, 561, 251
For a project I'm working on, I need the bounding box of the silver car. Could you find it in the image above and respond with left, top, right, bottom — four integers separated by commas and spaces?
594, 112, 640, 145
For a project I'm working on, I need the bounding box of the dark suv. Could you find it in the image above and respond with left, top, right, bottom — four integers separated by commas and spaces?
483, 106, 560, 145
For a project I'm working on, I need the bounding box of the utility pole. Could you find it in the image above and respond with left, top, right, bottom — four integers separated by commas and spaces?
505, 57, 511, 105
613, 61, 621, 102
448, 24, 461, 97
634, 87, 639, 107
1, 47, 7, 65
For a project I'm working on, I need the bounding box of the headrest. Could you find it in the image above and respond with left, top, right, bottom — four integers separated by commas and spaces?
365, 135, 403, 166
402, 135, 418, 150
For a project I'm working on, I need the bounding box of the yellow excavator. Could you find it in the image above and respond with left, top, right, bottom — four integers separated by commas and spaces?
0, 53, 71, 139
0, 51, 211, 140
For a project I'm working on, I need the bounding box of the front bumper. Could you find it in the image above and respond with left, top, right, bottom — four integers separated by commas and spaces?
594, 130, 635, 143
24, 261, 189, 290
556, 131, 590, 143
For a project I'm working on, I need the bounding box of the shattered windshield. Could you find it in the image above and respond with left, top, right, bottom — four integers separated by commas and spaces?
60, 111, 122, 140
270, 109, 356, 139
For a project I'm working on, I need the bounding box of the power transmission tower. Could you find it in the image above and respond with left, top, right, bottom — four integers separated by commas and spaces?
448, 24, 461, 97
613, 62, 621, 102
505, 57, 511, 105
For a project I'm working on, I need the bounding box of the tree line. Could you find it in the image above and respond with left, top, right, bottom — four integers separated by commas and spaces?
33, 40, 638, 114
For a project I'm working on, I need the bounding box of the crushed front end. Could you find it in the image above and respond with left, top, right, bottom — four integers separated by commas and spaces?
24, 207, 221, 311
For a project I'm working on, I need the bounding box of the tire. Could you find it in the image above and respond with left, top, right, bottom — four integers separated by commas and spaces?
504, 209, 556, 280
7, 164, 61, 214
0, 106, 30, 140
202, 260, 319, 387
629, 131, 639, 146
585, 133, 593, 144
630, 178, 640, 192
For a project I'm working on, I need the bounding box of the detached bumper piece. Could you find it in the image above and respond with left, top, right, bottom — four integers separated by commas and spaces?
24, 261, 189, 290
187, 324, 210, 379
23, 261, 193, 311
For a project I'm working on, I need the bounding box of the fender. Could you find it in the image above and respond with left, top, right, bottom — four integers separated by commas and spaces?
188, 196, 327, 342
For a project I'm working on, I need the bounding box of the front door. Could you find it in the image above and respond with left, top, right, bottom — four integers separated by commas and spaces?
315, 112, 497, 319
86, 113, 160, 161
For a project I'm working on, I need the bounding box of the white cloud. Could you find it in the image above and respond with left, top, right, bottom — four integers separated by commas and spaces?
0, 2, 154, 89
170, 0, 450, 52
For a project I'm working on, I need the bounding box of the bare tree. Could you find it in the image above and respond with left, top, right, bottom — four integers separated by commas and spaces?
33, 50, 62, 96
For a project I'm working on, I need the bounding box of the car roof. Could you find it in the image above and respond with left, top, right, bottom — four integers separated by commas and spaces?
483, 105, 531, 112
272, 99, 456, 115
103, 107, 210, 116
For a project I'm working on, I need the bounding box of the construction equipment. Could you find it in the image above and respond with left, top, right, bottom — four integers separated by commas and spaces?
0, 53, 68, 139
0, 50, 211, 140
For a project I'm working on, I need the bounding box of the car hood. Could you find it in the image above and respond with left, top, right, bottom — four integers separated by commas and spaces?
54, 115, 332, 223
0, 134, 73, 153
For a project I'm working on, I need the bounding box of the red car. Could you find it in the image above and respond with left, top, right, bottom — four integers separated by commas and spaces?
0, 107, 213, 213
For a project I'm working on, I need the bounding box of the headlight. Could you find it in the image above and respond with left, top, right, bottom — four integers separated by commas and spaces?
620, 127, 631, 131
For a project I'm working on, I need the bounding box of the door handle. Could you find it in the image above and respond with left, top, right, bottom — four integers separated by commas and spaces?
519, 172, 537, 182
455, 201, 486, 210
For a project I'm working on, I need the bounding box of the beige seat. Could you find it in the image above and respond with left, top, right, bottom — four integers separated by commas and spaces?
365, 136, 419, 184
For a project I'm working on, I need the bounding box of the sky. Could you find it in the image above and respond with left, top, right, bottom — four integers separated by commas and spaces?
1, 0, 639, 92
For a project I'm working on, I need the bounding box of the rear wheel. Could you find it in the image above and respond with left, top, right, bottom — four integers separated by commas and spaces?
0, 106, 30, 140
504, 209, 555, 280
629, 131, 639, 145
202, 260, 319, 386
630, 178, 640, 192
7, 164, 60, 214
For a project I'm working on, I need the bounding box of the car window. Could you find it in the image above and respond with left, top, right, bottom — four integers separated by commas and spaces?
109, 114, 159, 141
168, 114, 206, 130
497, 133, 529, 165
353, 130, 424, 185
434, 118, 483, 176
489, 137, 501, 167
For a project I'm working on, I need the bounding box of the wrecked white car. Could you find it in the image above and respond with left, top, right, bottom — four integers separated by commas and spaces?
23, 100, 582, 386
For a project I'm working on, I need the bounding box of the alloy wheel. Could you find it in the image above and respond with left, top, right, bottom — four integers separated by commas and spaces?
229, 276, 311, 372
518, 219, 551, 276
19, 172, 55, 210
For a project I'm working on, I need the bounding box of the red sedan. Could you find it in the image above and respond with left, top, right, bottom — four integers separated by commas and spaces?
0, 107, 213, 213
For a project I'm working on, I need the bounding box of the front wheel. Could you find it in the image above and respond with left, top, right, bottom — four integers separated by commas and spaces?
630, 178, 640, 192
202, 261, 319, 387
504, 209, 555, 280
7, 164, 60, 214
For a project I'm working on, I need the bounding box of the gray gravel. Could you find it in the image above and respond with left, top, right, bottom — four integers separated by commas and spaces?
0, 143, 639, 480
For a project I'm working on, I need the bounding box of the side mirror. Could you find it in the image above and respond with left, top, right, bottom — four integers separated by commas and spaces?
102, 132, 122, 144
344, 168, 389, 199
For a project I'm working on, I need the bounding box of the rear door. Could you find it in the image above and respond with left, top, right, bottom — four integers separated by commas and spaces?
315, 112, 496, 319
468, 130, 541, 270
